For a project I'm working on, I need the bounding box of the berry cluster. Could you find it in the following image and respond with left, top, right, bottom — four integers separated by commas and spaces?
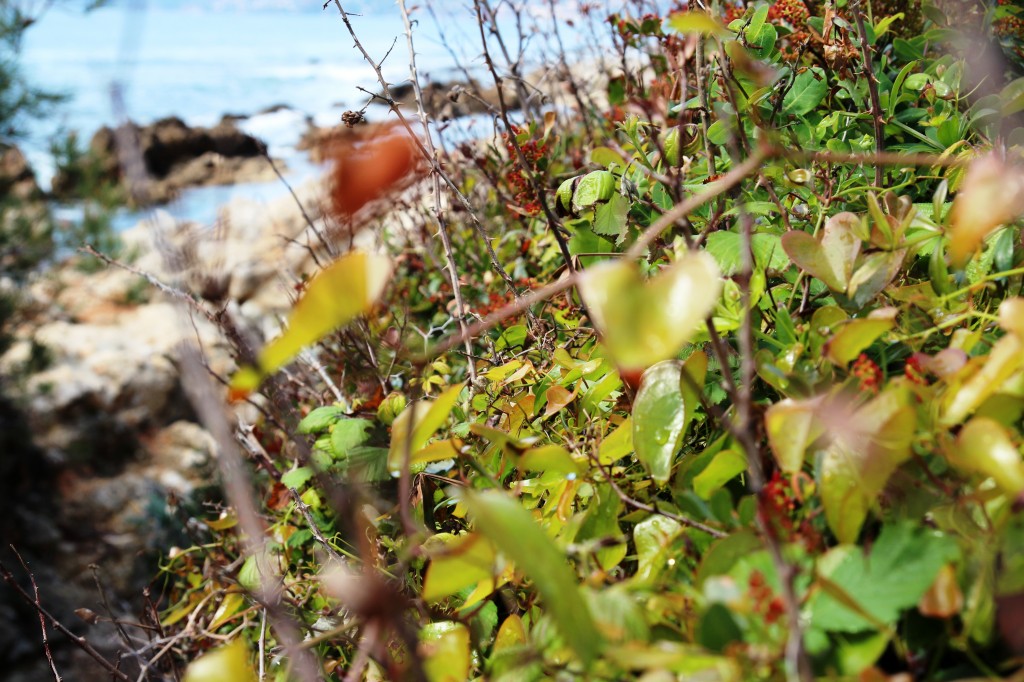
767, 0, 810, 26
748, 570, 786, 625
851, 353, 883, 394
904, 353, 931, 386
503, 125, 548, 217
994, 15, 1024, 40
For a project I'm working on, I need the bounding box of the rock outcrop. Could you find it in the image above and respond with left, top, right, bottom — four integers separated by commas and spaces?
0, 175, 344, 681
51, 117, 283, 205
0, 146, 40, 201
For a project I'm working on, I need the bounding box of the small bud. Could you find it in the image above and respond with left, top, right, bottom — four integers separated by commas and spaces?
377, 392, 407, 426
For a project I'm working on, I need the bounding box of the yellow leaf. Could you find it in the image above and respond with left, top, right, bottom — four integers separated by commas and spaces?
941, 334, 1024, 425
387, 383, 465, 473
183, 640, 257, 682
230, 251, 391, 393
208, 591, 246, 631
951, 417, 1024, 495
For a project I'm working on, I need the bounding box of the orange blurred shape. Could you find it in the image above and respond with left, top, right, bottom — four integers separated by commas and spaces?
328, 124, 423, 217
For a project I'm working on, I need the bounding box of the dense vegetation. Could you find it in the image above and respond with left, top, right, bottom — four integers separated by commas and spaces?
14, 0, 1024, 680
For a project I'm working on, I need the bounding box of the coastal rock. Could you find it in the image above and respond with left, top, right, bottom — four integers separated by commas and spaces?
51, 117, 281, 205
0, 145, 40, 201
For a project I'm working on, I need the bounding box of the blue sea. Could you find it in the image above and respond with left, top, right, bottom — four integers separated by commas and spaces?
20, 2, 586, 226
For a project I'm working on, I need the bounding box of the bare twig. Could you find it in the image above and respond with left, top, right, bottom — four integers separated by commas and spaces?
1, 551, 130, 681
12, 548, 62, 682
589, 457, 727, 538
290, 488, 348, 563
398, 0, 476, 383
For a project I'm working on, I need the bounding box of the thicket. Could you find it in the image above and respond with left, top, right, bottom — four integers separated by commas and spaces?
13, 0, 1024, 680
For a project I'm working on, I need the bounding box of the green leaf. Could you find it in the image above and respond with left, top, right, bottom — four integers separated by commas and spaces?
494, 614, 527, 651
281, 466, 314, 490
693, 447, 747, 500
941, 334, 1024, 425
698, 603, 744, 653
422, 533, 496, 603
579, 252, 723, 371
744, 2, 770, 44
634, 514, 682, 584
183, 640, 257, 682
705, 231, 790, 276
578, 485, 627, 571
388, 383, 465, 473
593, 193, 630, 237
783, 67, 828, 116
847, 250, 905, 307
824, 310, 897, 367
765, 397, 825, 473
455, 488, 605, 665
697, 530, 763, 586
573, 170, 616, 211
598, 418, 634, 464
420, 622, 471, 682
297, 406, 344, 434
633, 360, 687, 486
810, 522, 959, 632
330, 418, 373, 458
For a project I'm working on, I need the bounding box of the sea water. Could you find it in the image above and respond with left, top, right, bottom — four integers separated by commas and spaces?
18, 2, 615, 227
19, 3, 490, 226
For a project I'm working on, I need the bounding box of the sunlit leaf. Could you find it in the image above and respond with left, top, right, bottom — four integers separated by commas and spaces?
820, 388, 916, 543
183, 640, 257, 682
633, 360, 687, 486
824, 309, 897, 366
941, 334, 1024, 425
634, 514, 682, 584
230, 251, 392, 393
422, 533, 497, 604
494, 614, 528, 651
517, 444, 581, 474
847, 250, 905, 307
208, 592, 246, 631
388, 383, 465, 473
455, 488, 605, 665
579, 252, 723, 372
693, 448, 747, 500
667, 10, 728, 37
296, 406, 344, 434
950, 417, 1024, 495
598, 418, 634, 464
782, 212, 861, 292
948, 155, 1024, 267
765, 397, 825, 473
420, 622, 471, 682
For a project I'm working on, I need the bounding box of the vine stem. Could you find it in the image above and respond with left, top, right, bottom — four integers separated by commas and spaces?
853, 2, 886, 188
